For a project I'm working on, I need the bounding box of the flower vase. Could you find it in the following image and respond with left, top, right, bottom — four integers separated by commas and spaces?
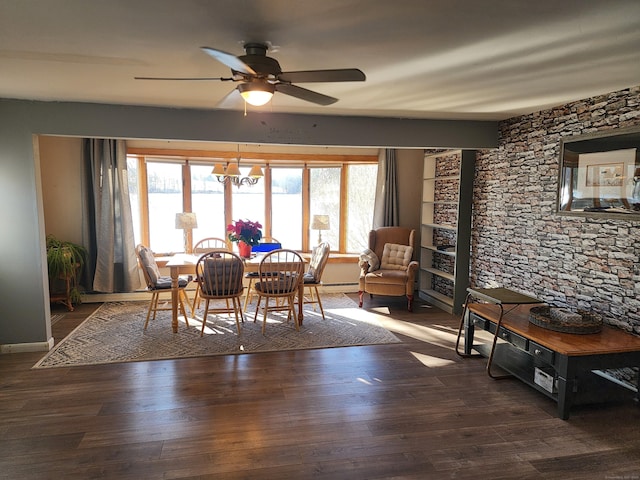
237, 241, 252, 259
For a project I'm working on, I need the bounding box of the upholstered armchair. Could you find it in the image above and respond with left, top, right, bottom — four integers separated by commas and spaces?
358, 227, 419, 311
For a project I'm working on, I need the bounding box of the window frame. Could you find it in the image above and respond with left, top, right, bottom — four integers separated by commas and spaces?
128, 147, 378, 254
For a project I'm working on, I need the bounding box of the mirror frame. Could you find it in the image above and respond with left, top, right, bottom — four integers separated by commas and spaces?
556, 125, 640, 219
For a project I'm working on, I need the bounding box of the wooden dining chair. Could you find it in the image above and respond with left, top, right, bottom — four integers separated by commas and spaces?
301, 242, 331, 320
135, 244, 191, 330
243, 236, 281, 310
252, 249, 304, 335
192, 237, 230, 310
193, 237, 229, 254
195, 250, 245, 336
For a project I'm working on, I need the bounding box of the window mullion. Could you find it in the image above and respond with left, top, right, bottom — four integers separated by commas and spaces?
264, 165, 273, 238
182, 162, 194, 251
302, 166, 310, 251
139, 156, 150, 247
339, 164, 348, 252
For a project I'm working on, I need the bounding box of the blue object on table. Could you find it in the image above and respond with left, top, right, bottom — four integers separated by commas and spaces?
251, 242, 282, 253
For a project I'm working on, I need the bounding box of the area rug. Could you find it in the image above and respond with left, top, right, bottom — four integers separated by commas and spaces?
34, 294, 400, 368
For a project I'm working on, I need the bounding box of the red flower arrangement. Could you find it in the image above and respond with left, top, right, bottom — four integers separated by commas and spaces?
227, 219, 263, 246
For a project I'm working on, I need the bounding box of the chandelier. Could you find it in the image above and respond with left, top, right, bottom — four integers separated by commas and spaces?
212, 145, 264, 187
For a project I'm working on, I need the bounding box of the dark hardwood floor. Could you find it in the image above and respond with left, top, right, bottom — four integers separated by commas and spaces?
1, 294, 639, 479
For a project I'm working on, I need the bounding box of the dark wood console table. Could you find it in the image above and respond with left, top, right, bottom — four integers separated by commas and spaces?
461, 301, 640, 419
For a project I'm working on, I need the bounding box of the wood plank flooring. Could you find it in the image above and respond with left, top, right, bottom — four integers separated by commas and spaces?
1, 294, 639, 479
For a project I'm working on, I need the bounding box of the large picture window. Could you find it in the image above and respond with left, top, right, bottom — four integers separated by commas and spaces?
128, 149, 378, 254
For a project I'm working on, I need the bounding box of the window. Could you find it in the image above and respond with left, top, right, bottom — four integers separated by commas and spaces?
128, 149, 378, 254
309, 167, 340, 249
347, 164, 378, 252
272, 167, 302, 248
191, 164, 225, 239
147, 162, 183, 253
232, 166, 266, 237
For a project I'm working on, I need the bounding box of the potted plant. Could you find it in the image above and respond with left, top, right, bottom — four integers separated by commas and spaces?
227, 219, 262, 258
46, 235, 87, 308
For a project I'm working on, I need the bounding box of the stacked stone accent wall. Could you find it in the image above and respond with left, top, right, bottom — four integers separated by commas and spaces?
472, 86, 640, 333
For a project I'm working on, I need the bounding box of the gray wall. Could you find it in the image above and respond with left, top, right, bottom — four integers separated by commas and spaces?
0, 99, 496, 349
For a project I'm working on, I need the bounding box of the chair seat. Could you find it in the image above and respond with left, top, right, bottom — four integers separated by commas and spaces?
153, 276, 189, 289
303, 272, 317, 284
255, 279, 298, 295
364, 269, 408, 285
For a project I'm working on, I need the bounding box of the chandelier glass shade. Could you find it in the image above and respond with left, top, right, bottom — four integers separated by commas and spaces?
238, 82, 274, 106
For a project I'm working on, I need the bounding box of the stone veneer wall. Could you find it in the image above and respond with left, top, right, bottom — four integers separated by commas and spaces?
472, 86, 640, 333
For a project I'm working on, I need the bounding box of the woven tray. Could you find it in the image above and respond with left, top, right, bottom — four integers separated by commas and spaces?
529, 306, 602, 334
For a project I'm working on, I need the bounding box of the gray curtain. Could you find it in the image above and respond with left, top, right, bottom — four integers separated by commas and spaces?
372, 148, 399, 228
82, 139, 141, 292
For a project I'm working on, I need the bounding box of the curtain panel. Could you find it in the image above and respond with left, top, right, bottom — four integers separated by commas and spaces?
372, 148, 399, 228
82, 139, 140, 292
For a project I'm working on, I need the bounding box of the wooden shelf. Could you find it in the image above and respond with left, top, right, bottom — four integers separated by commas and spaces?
422, 267, 454, 282
422, 200, 458, 206
420, 289, 454, 307
422, 245, 456, 257
424, 175, 460, 181
422, 223, 457, 231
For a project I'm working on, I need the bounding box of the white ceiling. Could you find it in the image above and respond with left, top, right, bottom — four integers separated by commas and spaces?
1, 0, 639, 121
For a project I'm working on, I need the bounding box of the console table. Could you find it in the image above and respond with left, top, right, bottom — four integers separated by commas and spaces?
460, 301, 640, 419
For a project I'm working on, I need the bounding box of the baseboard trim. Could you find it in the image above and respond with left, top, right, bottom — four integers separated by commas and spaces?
1, 337, 54, 354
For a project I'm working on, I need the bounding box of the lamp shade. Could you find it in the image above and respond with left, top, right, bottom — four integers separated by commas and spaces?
311, 214, 330, 230
225, 163, 241, 177
248, 164, 264, 178
175, 212, 198, 229
212, 163, 226, 175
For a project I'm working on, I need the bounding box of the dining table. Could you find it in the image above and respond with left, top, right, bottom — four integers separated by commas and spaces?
165, 252, 307, 334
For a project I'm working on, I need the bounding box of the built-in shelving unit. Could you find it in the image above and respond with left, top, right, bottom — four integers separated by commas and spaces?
419, 149, 475, 314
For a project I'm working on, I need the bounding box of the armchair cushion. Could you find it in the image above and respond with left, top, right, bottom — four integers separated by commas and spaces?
380, 243, 413, 270
358, 248, 380, 272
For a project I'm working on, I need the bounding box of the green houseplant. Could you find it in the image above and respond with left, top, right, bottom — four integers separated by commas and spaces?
46, 235, 87, 308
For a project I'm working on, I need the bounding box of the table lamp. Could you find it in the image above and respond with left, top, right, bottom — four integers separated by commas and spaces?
311, 214, 330, 244
175, 212, 198, 253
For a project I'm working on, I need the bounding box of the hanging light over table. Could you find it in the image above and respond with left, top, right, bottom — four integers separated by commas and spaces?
212, 145, 264, 187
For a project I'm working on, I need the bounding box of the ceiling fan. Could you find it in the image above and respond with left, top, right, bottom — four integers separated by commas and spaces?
135, 43, 366, 107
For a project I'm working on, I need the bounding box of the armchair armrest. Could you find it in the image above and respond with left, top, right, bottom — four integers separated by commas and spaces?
406, 260, 419, 295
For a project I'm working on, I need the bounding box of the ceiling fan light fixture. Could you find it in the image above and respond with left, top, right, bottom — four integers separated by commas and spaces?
238, 82, 274, 106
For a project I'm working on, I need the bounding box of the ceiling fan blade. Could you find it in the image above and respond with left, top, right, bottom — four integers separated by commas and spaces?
214, 87, 243, 109
275, 83, 338, 106
201, 47, 256, 75
278, 68, 365, 83
134, 76, 229, 81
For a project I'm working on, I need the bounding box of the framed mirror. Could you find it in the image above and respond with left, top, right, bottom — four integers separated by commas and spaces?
557, 126, 640, 218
